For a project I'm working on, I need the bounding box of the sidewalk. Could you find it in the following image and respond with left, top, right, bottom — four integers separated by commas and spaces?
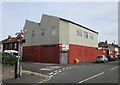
2, 71, 48, 85
2, 62, 60, 85
2, 61, 93, 84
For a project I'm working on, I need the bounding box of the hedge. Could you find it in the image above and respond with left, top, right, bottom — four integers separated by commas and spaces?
2, 53, 17, 65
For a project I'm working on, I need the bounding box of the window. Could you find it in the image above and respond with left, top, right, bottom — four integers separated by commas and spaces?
10, 43, 12, 49
41, 29, 44, 36
84, 31, 88, 38
77, 29, 82, 37
32, 30, 35, 37
9, 44, 11, 49
52, 27, 56, 36
14, 43, 17, 49
89, 33, 93, 40
5, 44, 7, 49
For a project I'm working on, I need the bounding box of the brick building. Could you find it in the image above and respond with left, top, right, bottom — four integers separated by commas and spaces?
2, 36, 19, 52
23, 14, 102, 64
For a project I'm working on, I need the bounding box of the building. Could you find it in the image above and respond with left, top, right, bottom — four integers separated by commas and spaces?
23, 14, 100, 64
0, 41, 3, 52
2, 36, 19, 52
98, 41, 118, 56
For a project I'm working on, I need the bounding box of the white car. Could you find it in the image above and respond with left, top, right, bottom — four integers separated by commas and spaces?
4, 50, 20, 58
96, 55, 108, 63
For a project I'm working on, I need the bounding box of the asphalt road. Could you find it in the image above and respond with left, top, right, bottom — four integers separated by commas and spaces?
44, 61, 119, 83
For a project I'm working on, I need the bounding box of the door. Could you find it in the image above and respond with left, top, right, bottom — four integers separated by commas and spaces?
61, 51, 68, 64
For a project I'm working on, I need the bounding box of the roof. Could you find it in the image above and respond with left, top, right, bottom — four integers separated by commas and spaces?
2, 37, 18, 44
4, 50, 18, 53
60, 18, 98, 34
43, 14, 98, 34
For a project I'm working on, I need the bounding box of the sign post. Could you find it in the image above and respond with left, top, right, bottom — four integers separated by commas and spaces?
15, 30, 25, 79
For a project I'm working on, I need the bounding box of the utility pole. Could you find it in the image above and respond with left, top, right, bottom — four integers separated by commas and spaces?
15, 30, 25, 79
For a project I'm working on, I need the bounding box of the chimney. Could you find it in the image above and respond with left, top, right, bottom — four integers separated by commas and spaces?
8, 35, 11, 39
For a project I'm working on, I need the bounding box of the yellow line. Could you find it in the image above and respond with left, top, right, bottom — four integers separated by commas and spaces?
22, 70, 51, 84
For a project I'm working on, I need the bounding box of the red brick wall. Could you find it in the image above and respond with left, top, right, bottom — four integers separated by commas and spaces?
23, 44, 105, 64
23, 44, 60, 63
68, 44, 104, 64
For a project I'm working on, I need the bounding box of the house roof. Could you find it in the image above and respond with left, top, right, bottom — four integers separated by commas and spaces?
2, 37, 18, 44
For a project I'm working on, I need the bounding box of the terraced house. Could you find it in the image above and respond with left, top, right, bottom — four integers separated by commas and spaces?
23, 14, 101, 64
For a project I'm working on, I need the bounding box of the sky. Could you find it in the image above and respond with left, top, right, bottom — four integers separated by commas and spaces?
1, 1, 119, 44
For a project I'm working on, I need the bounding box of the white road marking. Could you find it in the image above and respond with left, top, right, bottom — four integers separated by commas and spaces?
58, 69, 61, 71
40, 68, 52, 71
34, 63, 56, 66
49, 72, 54, 75
110, 66, 119, 71
62, 68, 65, 71
49, 75, 53, 78
66, 67, 69, 69
78, 72, 104, 83
58, 70, 62, 73
53, 72, 58, 75
55, 70, 58, 73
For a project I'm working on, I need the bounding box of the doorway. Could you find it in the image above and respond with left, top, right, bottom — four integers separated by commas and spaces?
60, 51, 68, 64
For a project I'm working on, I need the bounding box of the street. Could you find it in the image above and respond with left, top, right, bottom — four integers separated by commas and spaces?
44, 61, 119, 83
3, 61, 119, 84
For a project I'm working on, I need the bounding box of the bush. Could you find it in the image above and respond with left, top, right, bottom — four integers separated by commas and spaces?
2, 53, 17, 65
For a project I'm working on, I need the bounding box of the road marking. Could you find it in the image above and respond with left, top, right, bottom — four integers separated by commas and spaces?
69, 66, 72, 69
55, 70, 58, 73
40, 68, 52, 71
22, 70, 51, 83
53, 72, 58, 75
49, 72, 54, 75
73, 66, 75, 68
78, 72, 104, 83
34, 63, 57, 66
58, 70, 62, 73
66, 67, 69, 69
49, 75, 53, 78
110, 66, 119, 71
62, 68, 65, 71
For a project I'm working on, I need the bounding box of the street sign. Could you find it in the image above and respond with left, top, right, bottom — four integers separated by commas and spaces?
62, 44, 69, 51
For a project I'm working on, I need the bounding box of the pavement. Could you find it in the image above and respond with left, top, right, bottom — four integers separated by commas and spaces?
2, 61, 78, 84
2, 62, 56, 84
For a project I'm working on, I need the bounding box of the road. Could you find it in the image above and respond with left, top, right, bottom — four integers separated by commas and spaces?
3, 61, 119, 84
44, 61, 119, 83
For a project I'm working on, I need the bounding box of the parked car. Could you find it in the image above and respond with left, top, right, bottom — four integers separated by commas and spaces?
113, 55, 119, 61
96, 55, 108, 63
117, 55, 120, 60
106, 55, 116, 61
4, 50, 19, 58
106, 55, 113, 61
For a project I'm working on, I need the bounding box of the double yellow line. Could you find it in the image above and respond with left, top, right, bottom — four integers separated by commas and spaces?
22, 70, 51, 84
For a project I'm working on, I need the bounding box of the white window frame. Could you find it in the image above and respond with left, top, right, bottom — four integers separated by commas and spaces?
77, 29, 82, 37
14, 43, 17, 49
89, 33, 93, 40
84, 31, 88, 39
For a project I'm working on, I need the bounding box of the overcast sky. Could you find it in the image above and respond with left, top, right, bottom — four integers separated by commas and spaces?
1, 1, 118, 44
